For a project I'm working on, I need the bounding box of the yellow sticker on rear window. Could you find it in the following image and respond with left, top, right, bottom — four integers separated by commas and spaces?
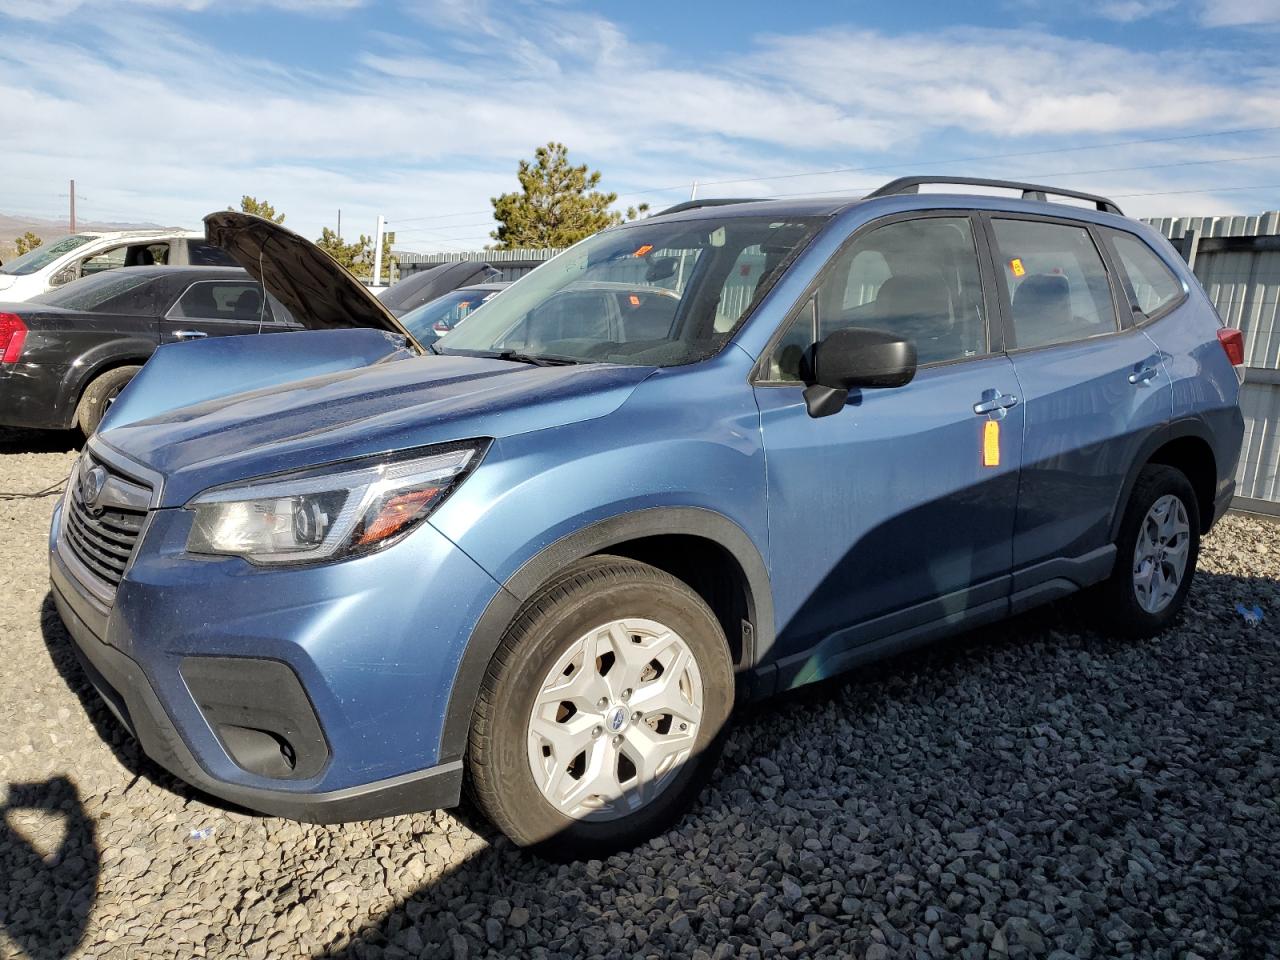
983, 419, 1000, 467
1009, 258, 1026, 277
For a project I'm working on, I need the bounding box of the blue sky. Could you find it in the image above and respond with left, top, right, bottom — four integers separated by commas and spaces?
2, 0, 1280, 251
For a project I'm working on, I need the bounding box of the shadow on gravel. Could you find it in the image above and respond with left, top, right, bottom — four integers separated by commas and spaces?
0, 776, 99, 960
0, 427, 80, 455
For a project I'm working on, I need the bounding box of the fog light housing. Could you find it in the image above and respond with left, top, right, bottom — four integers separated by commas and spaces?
181, 657, 328, 781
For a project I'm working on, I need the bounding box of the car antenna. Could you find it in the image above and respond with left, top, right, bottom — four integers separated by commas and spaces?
257, 241, 267, 334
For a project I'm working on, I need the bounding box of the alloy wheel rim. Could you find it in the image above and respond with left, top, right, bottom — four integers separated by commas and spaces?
1132, 494, 1191, 614
526, 617, 704, 821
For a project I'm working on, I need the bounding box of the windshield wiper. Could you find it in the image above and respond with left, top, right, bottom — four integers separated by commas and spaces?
489, 350, 585, 367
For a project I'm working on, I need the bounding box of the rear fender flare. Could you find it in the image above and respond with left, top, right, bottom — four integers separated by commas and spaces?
59, 341, 156, 427
1108, 418, 1216, 541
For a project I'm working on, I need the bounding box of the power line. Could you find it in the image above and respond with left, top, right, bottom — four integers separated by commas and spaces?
630, 124, 1280, 196
758, 152, 1280, 201
393, 179, 1280, 252
387, 123, 1280, 225
1112, 182, 1280, 198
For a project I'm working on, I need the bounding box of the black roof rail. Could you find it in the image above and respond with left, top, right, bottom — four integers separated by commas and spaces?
655, 197, 767, 217
867, 176, 1123, 215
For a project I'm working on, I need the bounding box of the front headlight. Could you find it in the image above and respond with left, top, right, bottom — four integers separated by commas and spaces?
185, 442, 486, 565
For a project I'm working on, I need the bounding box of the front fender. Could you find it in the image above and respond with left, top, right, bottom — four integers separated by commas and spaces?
427, 351, 771, 763
434, 505, 774, 767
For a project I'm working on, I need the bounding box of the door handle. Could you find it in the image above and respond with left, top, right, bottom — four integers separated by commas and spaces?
1128, 365, 1158, 385
973, 393, 1019, 415
172, 330, 208, 340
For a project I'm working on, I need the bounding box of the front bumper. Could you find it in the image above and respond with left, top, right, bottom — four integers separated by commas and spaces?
49, 491, 504, 822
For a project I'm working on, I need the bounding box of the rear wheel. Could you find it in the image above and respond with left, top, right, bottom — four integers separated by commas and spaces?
468, 556, 734, 860
75, 365, 140, 436
1094, 464, 1200, 638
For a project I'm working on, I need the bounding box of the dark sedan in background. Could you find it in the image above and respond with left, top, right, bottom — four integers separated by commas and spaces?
1, 212, 431, 436
0, 266, 301, 434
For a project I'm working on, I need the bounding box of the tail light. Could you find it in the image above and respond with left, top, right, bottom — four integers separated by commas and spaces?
1217, 327, 1245, 371
0, 312, 26, 364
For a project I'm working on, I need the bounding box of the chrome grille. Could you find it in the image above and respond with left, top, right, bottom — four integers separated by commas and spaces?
62, 457, 151, 592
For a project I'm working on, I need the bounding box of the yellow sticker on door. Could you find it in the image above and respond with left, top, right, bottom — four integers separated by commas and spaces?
983, 419, 1000, 467
1009, 258, 1026, 277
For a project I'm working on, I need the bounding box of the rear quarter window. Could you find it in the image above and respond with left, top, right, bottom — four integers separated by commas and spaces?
1104, 229, 1185, 318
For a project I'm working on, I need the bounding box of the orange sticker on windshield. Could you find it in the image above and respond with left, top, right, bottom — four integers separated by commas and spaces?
629, 294, 641, 306
633, 243, 653, 257
1009, 258, 1026, 277
983, 420, 1000, 467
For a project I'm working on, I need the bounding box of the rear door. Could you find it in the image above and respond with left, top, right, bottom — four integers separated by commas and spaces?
984, 214, 1172, 598
753, 212, 1024, 686
161, 278, 271, 343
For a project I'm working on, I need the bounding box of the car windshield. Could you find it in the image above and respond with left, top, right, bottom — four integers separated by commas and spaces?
30, 270, 157, 312
1, 234, 95, 276
401, 288, 503, 340
436, 215, 825, 366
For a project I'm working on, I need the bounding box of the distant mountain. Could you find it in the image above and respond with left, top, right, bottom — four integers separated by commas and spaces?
0, 211, 183, 261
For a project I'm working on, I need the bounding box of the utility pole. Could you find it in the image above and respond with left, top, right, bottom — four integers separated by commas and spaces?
69, 179, 76, 232
372, 215, 385, 286
337, 208, 341, 241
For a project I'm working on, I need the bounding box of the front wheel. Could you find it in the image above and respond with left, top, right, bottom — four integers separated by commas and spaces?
468, 556, 734, 860
1093, 464, 1200, 638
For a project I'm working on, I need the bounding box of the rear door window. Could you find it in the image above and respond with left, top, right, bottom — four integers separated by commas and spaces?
169, 280, 267, 322
990, 218, 1117, 350
1104, 229, 1185, 318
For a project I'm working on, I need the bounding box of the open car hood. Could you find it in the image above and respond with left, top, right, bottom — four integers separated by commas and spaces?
203, 211, 418, 349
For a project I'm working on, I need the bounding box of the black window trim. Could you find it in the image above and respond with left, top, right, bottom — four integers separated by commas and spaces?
751, 209, 1001, 386
1096, 225, 1190, 328
979, 210, 1136, 357
165, 279, 274, 325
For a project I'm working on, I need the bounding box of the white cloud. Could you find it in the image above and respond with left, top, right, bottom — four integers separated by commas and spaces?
1200, 0, 1280, 26
2, 4, 1279, 250
0, 0, 364, 21
1093, 0, 1176, 22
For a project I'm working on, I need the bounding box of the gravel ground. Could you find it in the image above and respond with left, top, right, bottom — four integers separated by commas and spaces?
1, 428, 1278, 960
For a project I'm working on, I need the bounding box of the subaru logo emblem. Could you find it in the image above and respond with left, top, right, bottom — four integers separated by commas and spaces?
79, 464, 108, 512
606, 706, 627, 733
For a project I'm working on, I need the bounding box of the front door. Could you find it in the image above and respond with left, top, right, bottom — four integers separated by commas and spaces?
753, 213, 1023, 688
984, 215, 1172, 591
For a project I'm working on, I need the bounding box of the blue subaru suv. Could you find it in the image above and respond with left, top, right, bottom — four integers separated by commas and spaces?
50, 178, 1244, 858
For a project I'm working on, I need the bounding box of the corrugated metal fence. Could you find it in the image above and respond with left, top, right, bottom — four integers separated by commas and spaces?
1144, 212, 1280, 512
396, 249, 561, 281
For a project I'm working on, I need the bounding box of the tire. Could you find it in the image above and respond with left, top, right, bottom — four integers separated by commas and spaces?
468, 555, 735, 860
75, 365, 140, 436
1093, 464, 1201, 638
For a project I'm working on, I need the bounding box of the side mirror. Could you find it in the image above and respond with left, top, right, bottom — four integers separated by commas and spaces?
50, 266, 76, 287
802, 326, 917, 418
